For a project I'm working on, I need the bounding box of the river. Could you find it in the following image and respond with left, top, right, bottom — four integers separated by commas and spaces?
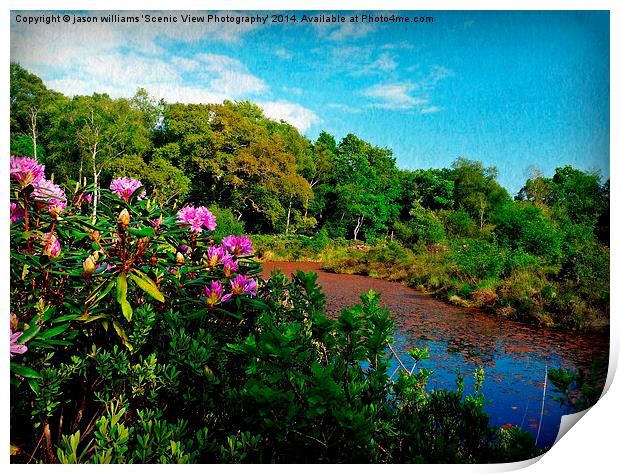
261, 261, 609, 449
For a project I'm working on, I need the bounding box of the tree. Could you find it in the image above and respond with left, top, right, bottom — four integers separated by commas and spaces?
10, 63, 66, 160
452, 157, 510, 230
331, 134, 401, 241
63, 94, 150, 219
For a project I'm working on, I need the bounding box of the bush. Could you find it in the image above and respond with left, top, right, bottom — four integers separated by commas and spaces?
8, 156, 540, 463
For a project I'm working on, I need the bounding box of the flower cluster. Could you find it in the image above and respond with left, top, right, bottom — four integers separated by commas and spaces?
10, 156, 45, 188
10, 156, 67, 218
204, 280, 231, 308
203, 274, 258, 309
110, 177, 147, 201
10, 330, 28, 358
31, 179, 67, 217
177, 206, 217, 233
221, 235, 254, 256
230, 274, 257, 297
10, 203, 24, 223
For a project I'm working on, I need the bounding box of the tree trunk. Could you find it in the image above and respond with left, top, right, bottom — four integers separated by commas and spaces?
479, 197, 487, 230
91, 143, 99, 223
285, 197, 293, 235
353, 215, 364, 241
29, 108, 38, 161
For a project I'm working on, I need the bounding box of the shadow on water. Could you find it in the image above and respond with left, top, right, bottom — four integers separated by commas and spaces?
262, 261, 609, 449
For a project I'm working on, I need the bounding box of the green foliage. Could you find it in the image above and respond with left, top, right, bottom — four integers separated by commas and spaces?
208, 204, 246, 241
10, 166, 539, 463
394, 203, 445, 249
252, 231, 348, 261
548, 359, 607, 412
492, 201, 562, 263
441, 209, 479, 238
11, 134, 46, 160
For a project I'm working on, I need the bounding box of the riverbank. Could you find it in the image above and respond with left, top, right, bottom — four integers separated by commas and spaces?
261, 261, 608, 448
256, 237, 609, 332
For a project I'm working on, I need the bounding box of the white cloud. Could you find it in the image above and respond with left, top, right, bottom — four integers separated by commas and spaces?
283, 86, 304, 95
353, 52, 398, 76
420, 106, 444, 114
257, 101, 321, 133
274, 48, 293, 59
327, 22, 376, 41
196, 53, 268, 96
10, 10, 259, 72
428, 65, 455, 84
363, 83, 427, 110
327, 103, 362, 114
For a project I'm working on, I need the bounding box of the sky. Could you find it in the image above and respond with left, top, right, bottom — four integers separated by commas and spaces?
10, 10, 610, 195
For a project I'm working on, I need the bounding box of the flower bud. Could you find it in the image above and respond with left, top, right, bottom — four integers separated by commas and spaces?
118, 208, 130, 226
89, 229, 101, 242
83, 256, 97, 275
175, 252, 185, 265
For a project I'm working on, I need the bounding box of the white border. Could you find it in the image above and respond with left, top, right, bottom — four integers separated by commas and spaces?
2, 1, 617, 472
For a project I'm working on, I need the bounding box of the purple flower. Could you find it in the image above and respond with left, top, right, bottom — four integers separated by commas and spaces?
230, 274, 257, 297
42, 233, 61, 258
222, 254, 238, 278
110, 177, 146, 201
10, 202, 24, 223
10, 329, 28, 358
206, 246, 226, 268
203, 280, 231, 308
31, 179, 67, 217
221, 235, 254, 257
177, 205, 217, 233
10, 156, 45, 187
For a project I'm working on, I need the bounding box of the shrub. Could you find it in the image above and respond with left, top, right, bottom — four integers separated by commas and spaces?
9, 156, 540, 463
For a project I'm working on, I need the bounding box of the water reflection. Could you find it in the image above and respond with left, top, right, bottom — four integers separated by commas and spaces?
262, 262, 609, 448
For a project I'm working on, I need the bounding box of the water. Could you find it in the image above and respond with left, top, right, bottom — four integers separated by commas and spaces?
262, 261, 609, 449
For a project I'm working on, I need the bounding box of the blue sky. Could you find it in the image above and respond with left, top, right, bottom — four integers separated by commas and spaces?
11, 10, 610, 194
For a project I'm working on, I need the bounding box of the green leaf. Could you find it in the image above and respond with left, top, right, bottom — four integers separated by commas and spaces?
112, 322, 133, 352
38, 323, 70, 340
77, 313, 109, 324
86, 278, 112, 305
27, 378, 40, 395
10, 363, 42, 379
120, 299, 133, 322
18, 325, 40, 344
129, 270, 165, 302
116, 274, 128, 303
127, 227, 156, 237
52, 313, 80, 324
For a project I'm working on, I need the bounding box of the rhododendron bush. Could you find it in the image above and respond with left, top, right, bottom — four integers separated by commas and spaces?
10, 156, 538, 464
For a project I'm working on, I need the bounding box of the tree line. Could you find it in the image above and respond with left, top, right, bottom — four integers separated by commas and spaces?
10, 62, 609, 252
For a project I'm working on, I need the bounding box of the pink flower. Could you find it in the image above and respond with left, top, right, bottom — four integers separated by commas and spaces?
42, 233, 61, 258
10, 156, 45, 187
206, 246, 226, 268
221, 235, 254, 256
10, 329, 28, 358
203, 280, 231, 308
31, 179, 67, 216
177, 205, 217, 233
10, 202, 24, 223
76, 193, 93, 206
222, 254, 238, 278
230, 274, 257, 297
110, 177, 146, 201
